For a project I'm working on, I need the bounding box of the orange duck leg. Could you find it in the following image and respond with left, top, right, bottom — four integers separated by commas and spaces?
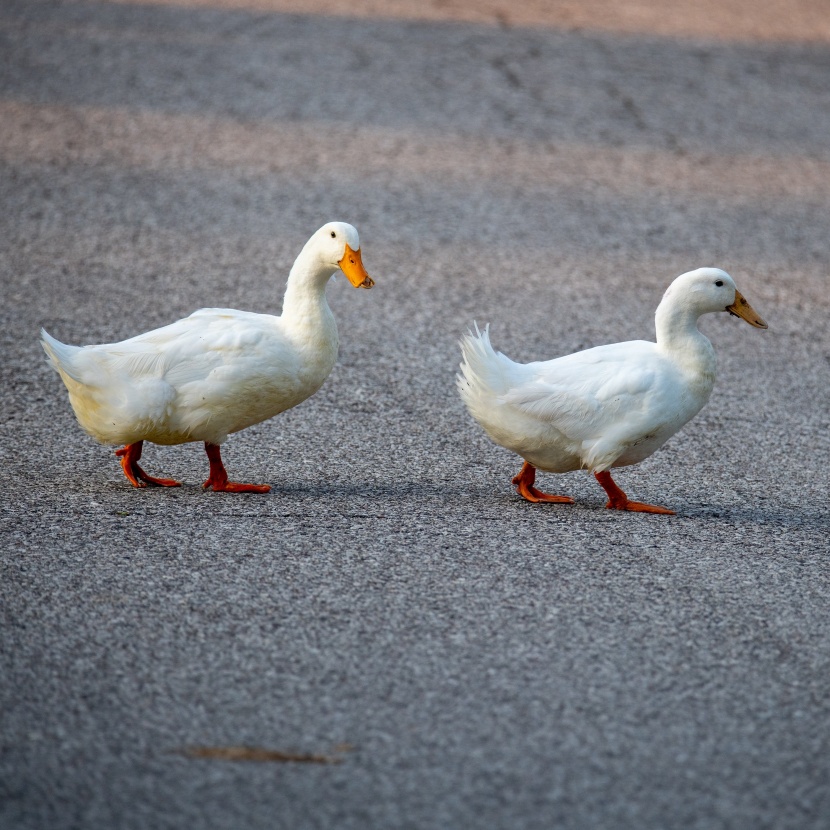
594, 471, 674, 515
115, 441, 181, 488
203, 442, 270, 494
512, 461, 574, 504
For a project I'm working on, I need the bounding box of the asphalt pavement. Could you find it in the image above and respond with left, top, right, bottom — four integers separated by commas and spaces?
1, 1, 829, 828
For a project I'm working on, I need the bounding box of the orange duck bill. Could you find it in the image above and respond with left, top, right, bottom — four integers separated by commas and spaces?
338, 244, 374, 288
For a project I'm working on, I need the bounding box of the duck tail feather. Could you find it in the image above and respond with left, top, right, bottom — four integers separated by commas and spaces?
457, 321, 515, 404
40, 329, 84, 382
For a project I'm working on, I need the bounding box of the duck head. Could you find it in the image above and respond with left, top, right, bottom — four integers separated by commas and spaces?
663, 268, 767, 328
313, 222, 374, 289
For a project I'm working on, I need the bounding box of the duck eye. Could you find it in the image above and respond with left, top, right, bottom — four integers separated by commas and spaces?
715, 280, 723, 287
330, 231, 336, 238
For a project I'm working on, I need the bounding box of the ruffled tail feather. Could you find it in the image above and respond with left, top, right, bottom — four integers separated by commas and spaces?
457, 323, 518, 421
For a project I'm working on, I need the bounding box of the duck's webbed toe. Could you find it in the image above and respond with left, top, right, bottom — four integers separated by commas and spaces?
512, 461, 574, 505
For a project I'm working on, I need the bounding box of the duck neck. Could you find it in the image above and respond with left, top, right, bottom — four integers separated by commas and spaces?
655, 301, 716, 382
281, 255, 337, 337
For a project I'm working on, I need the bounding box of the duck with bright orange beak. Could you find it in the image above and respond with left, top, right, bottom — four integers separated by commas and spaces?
42, 222, 374, 492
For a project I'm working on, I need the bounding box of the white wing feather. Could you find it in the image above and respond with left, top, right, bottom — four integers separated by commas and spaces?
503, 341, 660, 439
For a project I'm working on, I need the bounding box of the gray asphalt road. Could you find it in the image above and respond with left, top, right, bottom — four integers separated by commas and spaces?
2, 1, 829, 828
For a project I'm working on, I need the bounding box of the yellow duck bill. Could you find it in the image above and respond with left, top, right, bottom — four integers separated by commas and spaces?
726, 290, 767, 329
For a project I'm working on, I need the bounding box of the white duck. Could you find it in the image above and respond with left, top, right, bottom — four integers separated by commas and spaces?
458, 268, 767, 514
42, 222, 374, 493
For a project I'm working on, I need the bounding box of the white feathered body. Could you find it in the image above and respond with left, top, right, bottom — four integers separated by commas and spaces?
42, 307, 337, 447
40, 221, 366, 449
458, 322, 716, 474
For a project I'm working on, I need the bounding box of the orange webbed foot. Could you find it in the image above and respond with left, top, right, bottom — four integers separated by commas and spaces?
203, 442, 270, 494
594, 471, 674, 515
203, 478, 271, 494
606, 499, 675, 515
512, 462, 574, 504
115, 442, 181, 488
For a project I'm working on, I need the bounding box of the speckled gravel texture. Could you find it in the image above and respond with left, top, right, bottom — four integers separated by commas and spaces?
1, 1, 829, 828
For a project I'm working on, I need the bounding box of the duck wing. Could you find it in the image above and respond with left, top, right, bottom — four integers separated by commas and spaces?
76, 309, 282, 385
502, 340, 676, 469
